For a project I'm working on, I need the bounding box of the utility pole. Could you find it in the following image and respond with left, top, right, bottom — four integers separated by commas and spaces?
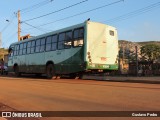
18, 10, 21, 41
135, 46, 138, 76
122, 45, 124, 63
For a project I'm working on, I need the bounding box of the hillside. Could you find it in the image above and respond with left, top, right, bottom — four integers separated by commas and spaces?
136, 41, 160, 46
118, 40, 160, 61
119, 40, 160, 46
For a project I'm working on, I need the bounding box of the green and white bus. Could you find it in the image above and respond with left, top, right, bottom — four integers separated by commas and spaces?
8, 21, 118, 79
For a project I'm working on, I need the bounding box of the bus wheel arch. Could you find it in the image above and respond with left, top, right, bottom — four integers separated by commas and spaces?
46, 61, 55, 79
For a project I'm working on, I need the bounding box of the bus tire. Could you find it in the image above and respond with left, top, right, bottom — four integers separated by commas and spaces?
36, 73, 42, 77
46, 64, 55, 79
69, 73, 77, 79
14, 66, 21, 77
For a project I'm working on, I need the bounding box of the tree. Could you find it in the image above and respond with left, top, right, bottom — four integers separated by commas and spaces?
0, 48, 8, 59
140, 44, 160, 62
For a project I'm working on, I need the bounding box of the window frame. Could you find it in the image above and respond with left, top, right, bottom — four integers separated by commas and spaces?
19, 43, 23, 55
58, 31, 73, 50
40, 38, 46, 52
46, 34, 58, 52
64, 30, 72, 49
13, 44, 20, 56
35, 39, 41, 53
22, 42, 27, 55
35, 38, 46, 53
30, 40, 35, 54
73, 27, 84, 47
27, 41, 32, 54
109, 30, 114, 36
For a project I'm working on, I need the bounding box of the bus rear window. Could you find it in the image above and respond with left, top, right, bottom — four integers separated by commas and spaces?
110, 30, 114, 36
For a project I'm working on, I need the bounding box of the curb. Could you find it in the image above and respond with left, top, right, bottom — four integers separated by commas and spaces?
82, 76, 160, 84
107, 79, 160, 84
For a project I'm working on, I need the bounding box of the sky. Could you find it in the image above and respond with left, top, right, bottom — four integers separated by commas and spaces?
0, 0, 160, 48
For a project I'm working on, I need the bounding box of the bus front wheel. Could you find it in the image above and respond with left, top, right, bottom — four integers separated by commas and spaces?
46, 64, 55, 79
14, 66, 21, 77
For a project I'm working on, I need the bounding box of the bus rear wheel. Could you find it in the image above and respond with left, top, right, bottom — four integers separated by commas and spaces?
46, 64, 55, 79
69, 73, 77, 79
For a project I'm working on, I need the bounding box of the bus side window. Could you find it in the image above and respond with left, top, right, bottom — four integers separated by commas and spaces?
14, 44, 19, 56
64, 31, 72, 49
17, 45, 20, 55
13, 45, 16, 56
40, 38, 45, 52
46, 35, 57, 51
52, 35, 57, 51
19, 43, 23, 55
66, 31, 72, 40
35, 39, 41, 52
31, 41, 35, 53
58, 33, 65, 50
27, 41, 31, 54
73, 28, 84, 47
46, 36, 52, 51
23, 43, 27, 55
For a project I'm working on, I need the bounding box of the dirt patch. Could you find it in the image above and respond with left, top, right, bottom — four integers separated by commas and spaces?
0, 103, 17, 111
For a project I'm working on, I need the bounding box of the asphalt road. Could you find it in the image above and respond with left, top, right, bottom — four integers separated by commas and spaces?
0, 76, 160, 120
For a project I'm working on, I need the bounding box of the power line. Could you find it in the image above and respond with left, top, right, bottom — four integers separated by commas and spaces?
2, 32, 17, 48
1, 0, 53, 32
21, 31, 38, 36
23, 0, 124, 30
23, 0, 89, 22
103, 1, 160, 23
23, 22, 50, 33
1, 0, 54, 48
20, 0, 54, 14
1, 14, 16, 33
